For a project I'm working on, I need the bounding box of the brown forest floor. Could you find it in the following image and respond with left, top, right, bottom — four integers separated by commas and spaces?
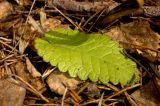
0, 0, 160, 106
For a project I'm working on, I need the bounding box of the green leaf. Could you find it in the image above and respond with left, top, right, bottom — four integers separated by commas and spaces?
35, 28, 139, 85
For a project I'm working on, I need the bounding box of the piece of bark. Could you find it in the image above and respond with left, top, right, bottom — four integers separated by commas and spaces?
47, 0, 119, 12
143, 6, 160, 17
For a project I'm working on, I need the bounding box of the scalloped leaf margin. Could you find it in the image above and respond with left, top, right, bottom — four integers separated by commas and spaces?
35, 28, 139, 85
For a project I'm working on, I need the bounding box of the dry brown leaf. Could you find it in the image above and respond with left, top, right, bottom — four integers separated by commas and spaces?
47, 70, 80, 95
41, 18, 61, 32
26, 57, 41, 78
17, 24, 35, 54
105, 20, 160, 61
15, 61, 45, 92
29, 11, 69, 34
86, 83, 101, 97
28, 16, 44, 34
19, 39, 29, 54
39, 8, 47, 27
0, 78, 26, 106
0, 31, 8, 36
0, 1, 13, 21
0, 18, 20, 32
131, 78, 160, 106
15, 61, 29, 82
41, 18, 69, 32
15, 0, 32, 6
29, 78, 46, 92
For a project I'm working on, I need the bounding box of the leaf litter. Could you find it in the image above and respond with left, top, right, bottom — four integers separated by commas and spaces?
0, 0, 160, 105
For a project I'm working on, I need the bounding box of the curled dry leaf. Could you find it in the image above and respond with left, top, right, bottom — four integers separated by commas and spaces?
47, 71, 80, 95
